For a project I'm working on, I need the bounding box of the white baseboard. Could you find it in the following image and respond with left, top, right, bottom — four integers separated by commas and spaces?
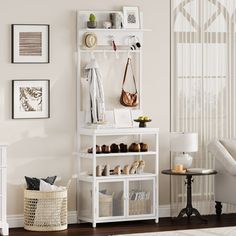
159, 204, 171, 218
7, 206, 171, 228
8, 211, 78, 228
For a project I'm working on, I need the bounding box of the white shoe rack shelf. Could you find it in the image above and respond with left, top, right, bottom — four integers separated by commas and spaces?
76, 10, 158, 227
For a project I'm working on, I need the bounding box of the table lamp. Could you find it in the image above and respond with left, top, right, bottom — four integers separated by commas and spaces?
170, 132, 198, 169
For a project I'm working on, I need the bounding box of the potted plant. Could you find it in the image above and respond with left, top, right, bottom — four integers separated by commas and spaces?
87, 13, 97, 28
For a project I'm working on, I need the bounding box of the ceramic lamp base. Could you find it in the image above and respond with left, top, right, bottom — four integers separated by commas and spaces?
174, 153, 193, 169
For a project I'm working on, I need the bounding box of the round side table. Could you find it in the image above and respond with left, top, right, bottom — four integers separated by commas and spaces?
162, 169, 217, 222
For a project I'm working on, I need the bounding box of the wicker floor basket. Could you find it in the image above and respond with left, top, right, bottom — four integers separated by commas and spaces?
24, 189, 67, 231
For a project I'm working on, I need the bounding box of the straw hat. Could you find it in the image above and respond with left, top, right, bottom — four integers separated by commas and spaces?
84, 33, 97, 48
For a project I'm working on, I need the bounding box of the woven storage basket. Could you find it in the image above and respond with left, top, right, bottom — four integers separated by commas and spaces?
99, 193, 113, 217
129, 199, 151, 215
24, 189, 67, 231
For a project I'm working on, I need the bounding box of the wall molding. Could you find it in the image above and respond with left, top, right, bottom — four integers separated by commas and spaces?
8, 206, 171, 228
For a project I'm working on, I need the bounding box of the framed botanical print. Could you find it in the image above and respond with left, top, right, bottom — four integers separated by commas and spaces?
11, 24, 50, 63
12, 80, 50, 119
123, 7, 140, 29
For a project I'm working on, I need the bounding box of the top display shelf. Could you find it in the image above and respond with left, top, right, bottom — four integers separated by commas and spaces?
79, 28, 151, 33
77, 9, 145, 30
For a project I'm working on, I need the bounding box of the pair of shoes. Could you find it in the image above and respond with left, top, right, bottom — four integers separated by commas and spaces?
88, 145, 102, 154
96, 165, 110, 177
129, 143, 141, 152
101, 145, 110, 153
129, 160, 146, 174
130, 161, 140, 174
140, 143, 148, 152
123, 165, 130, 175
110, 143, 120, 153
120, 143, 128, 152
128, 143, 148, 152
113, 165, 121, 175
136, 160, 145, 174
110, 143, 128, 153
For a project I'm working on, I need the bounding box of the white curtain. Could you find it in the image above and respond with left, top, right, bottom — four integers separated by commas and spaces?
171, 0, 236, 216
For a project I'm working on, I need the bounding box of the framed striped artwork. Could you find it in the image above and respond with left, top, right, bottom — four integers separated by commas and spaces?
11, 24, 50, 63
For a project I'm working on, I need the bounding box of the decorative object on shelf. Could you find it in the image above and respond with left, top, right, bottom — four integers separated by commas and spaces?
114, 109, 132, 127
170, 132, 198, 169
113, 165, 121, 175
87, 13, 97, 28
129, 143, 141, 152
110, 12, 123, 29
88, 145, 102, 154
103, 21, 112, 29
85, 58, 105, 124
119, 143, 128, 152
134, 115, 151, 128
83, 32, 97, 48
140, 143, 148, 152
123, 165, 130, 175
11, 24, 49, 63
123, 6, 140, 29
120, 57, 138, 107
96, 165, 102, 177
101, 145, 110, 153
110, 143, 120, 153
130, 160, 139, 174
12, 80, 50, 119
102, 165, 110, 176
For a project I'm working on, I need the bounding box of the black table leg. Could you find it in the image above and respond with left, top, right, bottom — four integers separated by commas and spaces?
175, 175, 207, 222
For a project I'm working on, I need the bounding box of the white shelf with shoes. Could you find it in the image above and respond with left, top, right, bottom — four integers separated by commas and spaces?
77, 9, 158, 228
77, 126, 159, 227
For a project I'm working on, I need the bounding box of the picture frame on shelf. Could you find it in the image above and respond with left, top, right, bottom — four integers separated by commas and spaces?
123, 6, 140, 29
114, 109, 132, 128
12, 80, 50, 119
11, 24, 50, 63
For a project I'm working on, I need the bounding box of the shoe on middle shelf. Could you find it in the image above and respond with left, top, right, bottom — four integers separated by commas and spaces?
128, 143, 141, 152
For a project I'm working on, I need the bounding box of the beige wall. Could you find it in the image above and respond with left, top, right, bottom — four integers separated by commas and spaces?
0, 0, 170, 216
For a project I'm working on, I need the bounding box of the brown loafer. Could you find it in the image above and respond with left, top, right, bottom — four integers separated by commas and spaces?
110, 143, 120, 153
102, 145, 111, 153
120, 143, 128, 152
129, 143, 140, 152
140, 143, 148, 152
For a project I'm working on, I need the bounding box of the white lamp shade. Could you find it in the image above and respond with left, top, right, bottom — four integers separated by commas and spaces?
170, 132, 198, 153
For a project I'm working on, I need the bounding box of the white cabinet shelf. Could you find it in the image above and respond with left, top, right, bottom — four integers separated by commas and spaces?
79, 173, 157, 182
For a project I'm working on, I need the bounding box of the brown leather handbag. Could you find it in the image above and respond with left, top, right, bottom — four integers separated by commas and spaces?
120, 58, 138, 107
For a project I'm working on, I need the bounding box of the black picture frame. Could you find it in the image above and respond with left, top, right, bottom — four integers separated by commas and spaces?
11, 24, 50, 64
12, 79, 50, 119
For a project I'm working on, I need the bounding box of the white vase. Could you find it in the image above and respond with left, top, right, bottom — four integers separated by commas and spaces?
174, 153, 193, 169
